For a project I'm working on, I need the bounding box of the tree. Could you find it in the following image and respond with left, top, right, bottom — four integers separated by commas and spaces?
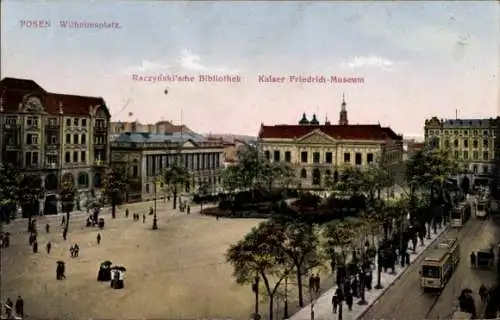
60, 183, 76, 231
197, 181, 211, 212
0, 163, 19, 222
18, 174, 43, 230
102, 167, 128, 218
163, 163, 190, 210
280, 221, 323, 307
226, 221, 292, 320
323, 220, 360, 265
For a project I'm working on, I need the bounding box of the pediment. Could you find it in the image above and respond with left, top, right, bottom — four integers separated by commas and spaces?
182, 140, 198, 148
298, 129, 336, 144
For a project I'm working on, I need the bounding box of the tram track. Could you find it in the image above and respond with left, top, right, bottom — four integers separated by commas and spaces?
423, 217, 489, 319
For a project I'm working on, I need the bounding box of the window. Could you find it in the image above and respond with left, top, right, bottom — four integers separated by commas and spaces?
81, 151, 86, 162
463, 151, 468, 159
81, 119, 87, 127
473, 140, 478, 148
65, 152, 70, 163
46, 155, 57, 165
473, 151, 479, 160
274, 150, 280, 162
483, 151, 489, 161
300, 168, 307, 178
145, 184, 150, 193
73, 118, 79, 126
473, 130, 478, 136
325, 152, 333, 163
355, 153, 362, 165
473, 165, 478, 174
453, 140, 459, 147
313, 152, 320, 163
81, 134, 86, 144
484, 130, 489, 136
66, 118, 71, 126
483, 166, 489, 174
284, 151, 291, 162
73, 151, 78, 162
483, 139, 489, 148
454, 151, 459, 159
25, 152, 39, 167
66, 134, 71, 144
264, 150, 270, 160
132, 165, 138, 177
344, 152, 351, 162
463, 139, 468, 148
73, 134, 79, 144
444, 140, 450, 148
26, 134, 38, 145
301, 151, 308, 163
367, 153, 374, 163
26, 116, 39, 127
463, 130, 469, 136
50, 135, 57, 144
454, 130, 458, 135
444, 130, 449, 135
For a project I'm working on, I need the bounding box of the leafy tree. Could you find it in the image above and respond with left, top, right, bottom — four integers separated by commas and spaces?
60, 183, 76, 231
0, 163, 19, 222
323, 220, 360, 264
280, 221, 323, 307
163, 163, 190, 210
226, 221, 292, 320
18, 174, 43, 229
102, 167, 128, 218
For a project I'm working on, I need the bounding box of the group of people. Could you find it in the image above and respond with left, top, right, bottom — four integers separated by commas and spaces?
70, 243, 80, 257
308, 274, 321, 294
4, 296, 24, 319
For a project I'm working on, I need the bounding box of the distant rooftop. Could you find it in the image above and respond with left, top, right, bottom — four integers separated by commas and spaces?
113, 131, 206, 144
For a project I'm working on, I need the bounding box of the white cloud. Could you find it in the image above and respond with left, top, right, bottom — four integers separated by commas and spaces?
341, 55, 407, 71
179, 48, 237, 73
121, 60, 170, 74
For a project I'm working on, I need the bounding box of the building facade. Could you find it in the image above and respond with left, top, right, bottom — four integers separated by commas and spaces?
424, 117, 500, 185
110, 132, 225, 202
0, 77, 111, 213
258, 98, 404, 190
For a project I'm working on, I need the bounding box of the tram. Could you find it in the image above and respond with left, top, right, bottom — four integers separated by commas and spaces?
420, 238, 460, 290
475, 199, 488, 219
451, 202, 472, 227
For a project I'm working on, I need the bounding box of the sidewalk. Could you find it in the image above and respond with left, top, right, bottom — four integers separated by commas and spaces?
288, 223, 450, 320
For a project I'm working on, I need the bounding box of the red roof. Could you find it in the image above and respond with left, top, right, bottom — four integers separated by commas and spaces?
0, 77, 110, 117
259, 124, 402, 141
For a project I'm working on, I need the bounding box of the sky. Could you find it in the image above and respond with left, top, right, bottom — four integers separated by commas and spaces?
1, 1, 499, 137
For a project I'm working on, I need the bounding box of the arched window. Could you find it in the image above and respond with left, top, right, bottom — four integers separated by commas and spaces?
45, 173, 58, 191
94, 172, 102, 188
61, 172, 75, 188
473, 165, 478, 174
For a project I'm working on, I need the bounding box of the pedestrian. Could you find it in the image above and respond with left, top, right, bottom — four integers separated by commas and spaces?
5, 298, 13, 318
74, 243, 79, 257
470, 252, 477, 268
32, 240, 38, 253
97, 233, 101, 245
143, 214, 146, 223
345, 290, 353, 311
70, 245, 74, 257
46, 241, 52, 254
314, 274, 321, 294
15, 296, 23, 318
61, 216, 65, 226
149, 207, 153, 215
46, 223, 50, 233
125, 208, 129, 218
479, 284, 488, 302
308, 274, 315, 293
187, 205, 190, 215
63, 228, 67, 241
216, 215, 219, 221
332, 293, 339, 313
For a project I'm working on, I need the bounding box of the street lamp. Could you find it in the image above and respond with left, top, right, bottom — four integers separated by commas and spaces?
152, 177, 159, 230
284, 277, 289, 318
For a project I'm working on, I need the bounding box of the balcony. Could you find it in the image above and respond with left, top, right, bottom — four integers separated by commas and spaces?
45, 124, 60, 131
95, 126, 107, 133
2, 124, 21, 131
45, 162, 59, 170
94, 159, 106, 167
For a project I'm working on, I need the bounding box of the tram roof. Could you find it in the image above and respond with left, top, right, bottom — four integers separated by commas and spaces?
438, 238, 458, 249
424, 248, 449, 262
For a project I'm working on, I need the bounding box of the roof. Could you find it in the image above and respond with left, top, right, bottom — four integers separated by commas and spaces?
424, 248, 449, 262
259, 124, 402, 141
113, 131, 207, 144
0, 77, 110, 117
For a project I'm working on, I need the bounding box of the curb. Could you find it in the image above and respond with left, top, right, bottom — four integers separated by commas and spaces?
355, 224, 451, 320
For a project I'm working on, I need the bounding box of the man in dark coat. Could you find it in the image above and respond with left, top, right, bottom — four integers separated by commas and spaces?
46, 241, 52, 254
15, 296, 24, 317
5, 298, 13, 318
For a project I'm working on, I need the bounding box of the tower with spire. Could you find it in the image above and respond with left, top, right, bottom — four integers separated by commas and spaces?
339, 93, 348, 125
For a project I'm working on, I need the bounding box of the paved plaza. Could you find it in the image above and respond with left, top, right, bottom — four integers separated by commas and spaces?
2, 201, 264, 319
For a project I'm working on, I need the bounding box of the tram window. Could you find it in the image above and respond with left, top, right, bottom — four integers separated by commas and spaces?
422, 266, 440, 278
451, 210, 462, 219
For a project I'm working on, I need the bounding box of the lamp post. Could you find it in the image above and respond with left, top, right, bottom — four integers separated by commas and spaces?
284, 277, 289, 319
152, 178, 158, 230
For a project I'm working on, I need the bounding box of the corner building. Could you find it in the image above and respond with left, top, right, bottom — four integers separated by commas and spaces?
0, 77, 111, 214
258, 97, 404, 190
